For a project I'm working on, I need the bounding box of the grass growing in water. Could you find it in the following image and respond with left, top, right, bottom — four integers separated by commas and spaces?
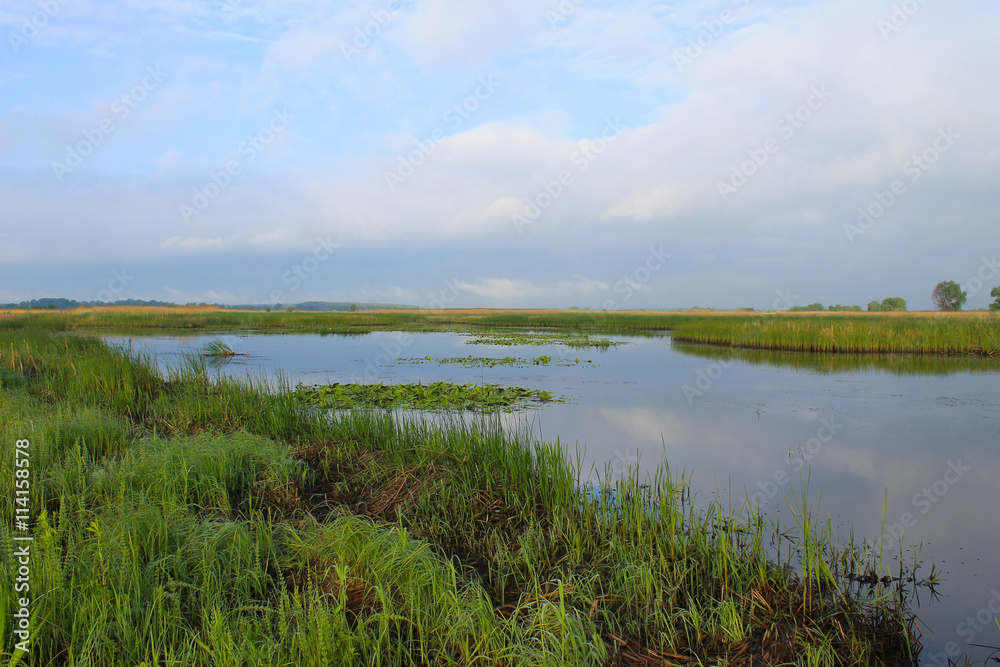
464, 329, 622, 349
201, 337, 237, 357
672, 313, 1000, 356
295, 381, 558, 412
398, 354, 591, 368
0, 323, 930, 665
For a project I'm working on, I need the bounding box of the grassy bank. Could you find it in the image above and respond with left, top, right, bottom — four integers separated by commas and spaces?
3, 306, 998, 356
1, 325, 925, 665
0, 306, 706, 334
670, 313, 999, 356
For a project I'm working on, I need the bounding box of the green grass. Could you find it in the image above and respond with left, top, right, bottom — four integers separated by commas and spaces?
202, 338, 237, 357
0, 323, 928, 665
671, 313, 1000, 356
1, 307, 704, 336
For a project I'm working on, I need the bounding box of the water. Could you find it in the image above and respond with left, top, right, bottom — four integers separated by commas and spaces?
106, 330, 1000, 665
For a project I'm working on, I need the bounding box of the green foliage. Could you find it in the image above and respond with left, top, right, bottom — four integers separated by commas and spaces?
879, 297, 907, 311
672, 314, 999, 355
932, 281, 967, 311
202, 338, 236, 357
827, 304, 862, 312
868, 297, 907, 312
990, 286, 1000, 311
789, 302, 826, 312
295, 381, 559, 412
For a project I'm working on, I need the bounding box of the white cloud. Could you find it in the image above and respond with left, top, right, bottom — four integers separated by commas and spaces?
452, 277, 609, 303
160, 236, 226, 252
163, 287, 237, 304
2, 0, 999, 307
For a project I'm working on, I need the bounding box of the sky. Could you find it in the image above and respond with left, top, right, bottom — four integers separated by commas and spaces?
1, 0, 999, 310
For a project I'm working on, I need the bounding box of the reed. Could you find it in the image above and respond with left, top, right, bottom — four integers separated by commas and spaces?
672, 313, 1000, 356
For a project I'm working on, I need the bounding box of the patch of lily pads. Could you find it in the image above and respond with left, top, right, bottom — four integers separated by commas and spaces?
295, 381, 561, 412
397, 354, 593, 368
463, 329, 622, 349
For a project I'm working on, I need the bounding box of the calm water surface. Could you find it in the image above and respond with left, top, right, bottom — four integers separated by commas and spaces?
106, 330, 1000, 665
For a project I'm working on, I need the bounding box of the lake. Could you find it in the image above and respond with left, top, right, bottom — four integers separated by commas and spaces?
106, 329, 1000, 665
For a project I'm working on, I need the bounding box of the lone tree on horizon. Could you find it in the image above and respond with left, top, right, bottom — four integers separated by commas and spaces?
932, 281, 967, 311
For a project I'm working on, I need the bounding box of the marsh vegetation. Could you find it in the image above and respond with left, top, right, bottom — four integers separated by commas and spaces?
0, 319, 935, 665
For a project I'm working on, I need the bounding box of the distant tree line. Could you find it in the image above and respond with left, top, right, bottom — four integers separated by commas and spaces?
784, 280, 1000, 313
2, 299, 419, 312
929, 280, 1000, 311
789, 303, 867, 312
866, 297, 907, 312
1, 298, 176, 310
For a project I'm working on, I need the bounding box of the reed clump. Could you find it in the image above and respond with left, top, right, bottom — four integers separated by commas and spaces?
672, 313, 1000, 356
0, 323, 924, 665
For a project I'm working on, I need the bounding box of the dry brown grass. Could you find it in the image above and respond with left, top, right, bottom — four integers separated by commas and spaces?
69, 305, 225, 315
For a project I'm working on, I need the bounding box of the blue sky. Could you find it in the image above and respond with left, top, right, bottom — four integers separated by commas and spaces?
2, 0, 999, 309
